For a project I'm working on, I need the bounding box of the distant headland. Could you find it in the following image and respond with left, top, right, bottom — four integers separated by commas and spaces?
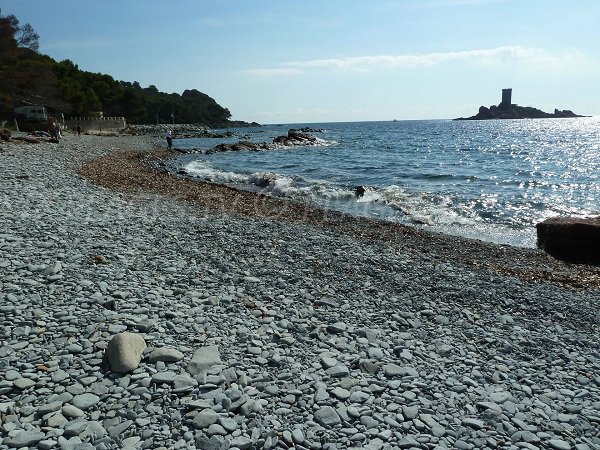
455, 89, 587, 120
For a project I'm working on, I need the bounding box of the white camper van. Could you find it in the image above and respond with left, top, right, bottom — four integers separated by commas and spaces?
14, 106, 48, 121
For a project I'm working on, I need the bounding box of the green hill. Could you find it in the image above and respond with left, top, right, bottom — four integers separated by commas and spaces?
0, 12, 245, 127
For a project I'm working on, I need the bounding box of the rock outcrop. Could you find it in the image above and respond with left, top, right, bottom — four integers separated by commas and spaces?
207, 140, 271, 153
273, 129, 320, 146
456, 105, 586, 120
205, 129, 323, 154
536, 216, 600, 264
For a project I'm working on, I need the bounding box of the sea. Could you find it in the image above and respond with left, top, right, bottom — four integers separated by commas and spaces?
170, 118, 600, 248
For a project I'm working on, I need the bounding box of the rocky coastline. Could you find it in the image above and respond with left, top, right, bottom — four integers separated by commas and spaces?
0, 134, 598, 450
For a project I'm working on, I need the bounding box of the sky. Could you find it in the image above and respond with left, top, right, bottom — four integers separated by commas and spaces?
3, 0, 600, 123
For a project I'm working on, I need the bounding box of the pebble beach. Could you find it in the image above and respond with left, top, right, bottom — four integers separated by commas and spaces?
0, 133, 599, 450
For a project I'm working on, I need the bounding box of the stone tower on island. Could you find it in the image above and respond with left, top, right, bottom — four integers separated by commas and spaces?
455, 87, 585, 120
500, 88, 512, 109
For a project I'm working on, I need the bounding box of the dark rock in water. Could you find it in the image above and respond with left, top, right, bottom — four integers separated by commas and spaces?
536, 216, 600, 264
207, 140, 270, 154
273, 129, 319, 146
298, 127, 325, 133
355, 186, 366, 198
1, 129, 11, 141
206, 129, 322, 154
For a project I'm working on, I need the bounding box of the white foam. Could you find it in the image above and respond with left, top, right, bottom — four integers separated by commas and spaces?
182, 159, 535, 246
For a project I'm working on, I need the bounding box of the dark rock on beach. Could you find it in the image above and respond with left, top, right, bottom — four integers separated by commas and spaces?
536, 216, 600, 263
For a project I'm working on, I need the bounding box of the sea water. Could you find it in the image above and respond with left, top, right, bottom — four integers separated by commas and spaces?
172, 118, 600, 248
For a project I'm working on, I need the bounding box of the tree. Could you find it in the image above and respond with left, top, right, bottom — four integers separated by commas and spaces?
0, 14, 39, 51
16, 23, 39, 51
82, 88, 102, 115
0, 12, 237, 126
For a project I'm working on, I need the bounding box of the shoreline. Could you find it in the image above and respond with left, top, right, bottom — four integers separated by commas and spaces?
79, 146, 600, 290
1, 134, 598, 450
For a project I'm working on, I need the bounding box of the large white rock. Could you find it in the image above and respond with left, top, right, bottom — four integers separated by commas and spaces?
188, 345, 221, 376
105, 332, 146, 373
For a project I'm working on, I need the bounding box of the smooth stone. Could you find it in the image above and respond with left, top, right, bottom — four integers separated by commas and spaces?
230, 437, 253, 449
462, 417, 485, 430
71, 393, 100, 410
47, 412, 68, 428
38, 439, 58, 450
4, 431, 46, 448
368, 347, 384, 359
4, 370, 20, 381
206, 423, 228, 436
292, 428, 305, 443
43, 261, 62, 275
13, 378, 36, 390
148, 347, 184, 363
326, 364, 349, 378
173, 374, 196, 390
62, 404, 85, 418
189, 345, 222, 375
383, 364, 418, 378
320, 356, 338, 368
193, 409, 220, 428
397, 436, 419, 448
107, 420, 132, 438
348, 391, 371, 403
332, 387, 351, 400
219, 417, 238, 432
402, 405, 419, 419
548, 439, 572, 450
314, 406, 342, 427
151, 371, 177, 384
105, 332, 146, 373
490, 391, 512, 403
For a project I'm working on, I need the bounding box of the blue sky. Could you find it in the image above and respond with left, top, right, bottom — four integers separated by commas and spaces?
4, 0, 599, 123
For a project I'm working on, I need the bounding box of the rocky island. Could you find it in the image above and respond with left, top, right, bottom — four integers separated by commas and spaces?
455, 88, 587, 120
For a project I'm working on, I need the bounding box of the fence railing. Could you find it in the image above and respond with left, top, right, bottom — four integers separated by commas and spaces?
64, 117, 127, 132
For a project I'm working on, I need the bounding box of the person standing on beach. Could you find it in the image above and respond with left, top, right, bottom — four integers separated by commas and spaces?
166, 130, 173, 149
47, 116, 55, 138
55, 122, 61, 140
48, 116, 60, 140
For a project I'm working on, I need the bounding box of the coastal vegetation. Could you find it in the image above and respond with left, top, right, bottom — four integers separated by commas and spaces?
0, 12, 237, 127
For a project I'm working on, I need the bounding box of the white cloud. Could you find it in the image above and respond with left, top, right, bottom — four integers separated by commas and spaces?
284, 46, 585, 71
241, 46, 591, 79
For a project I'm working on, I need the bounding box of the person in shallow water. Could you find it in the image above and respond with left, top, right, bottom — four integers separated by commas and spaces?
354, 186, 366, 198
166, 130, 173, 149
